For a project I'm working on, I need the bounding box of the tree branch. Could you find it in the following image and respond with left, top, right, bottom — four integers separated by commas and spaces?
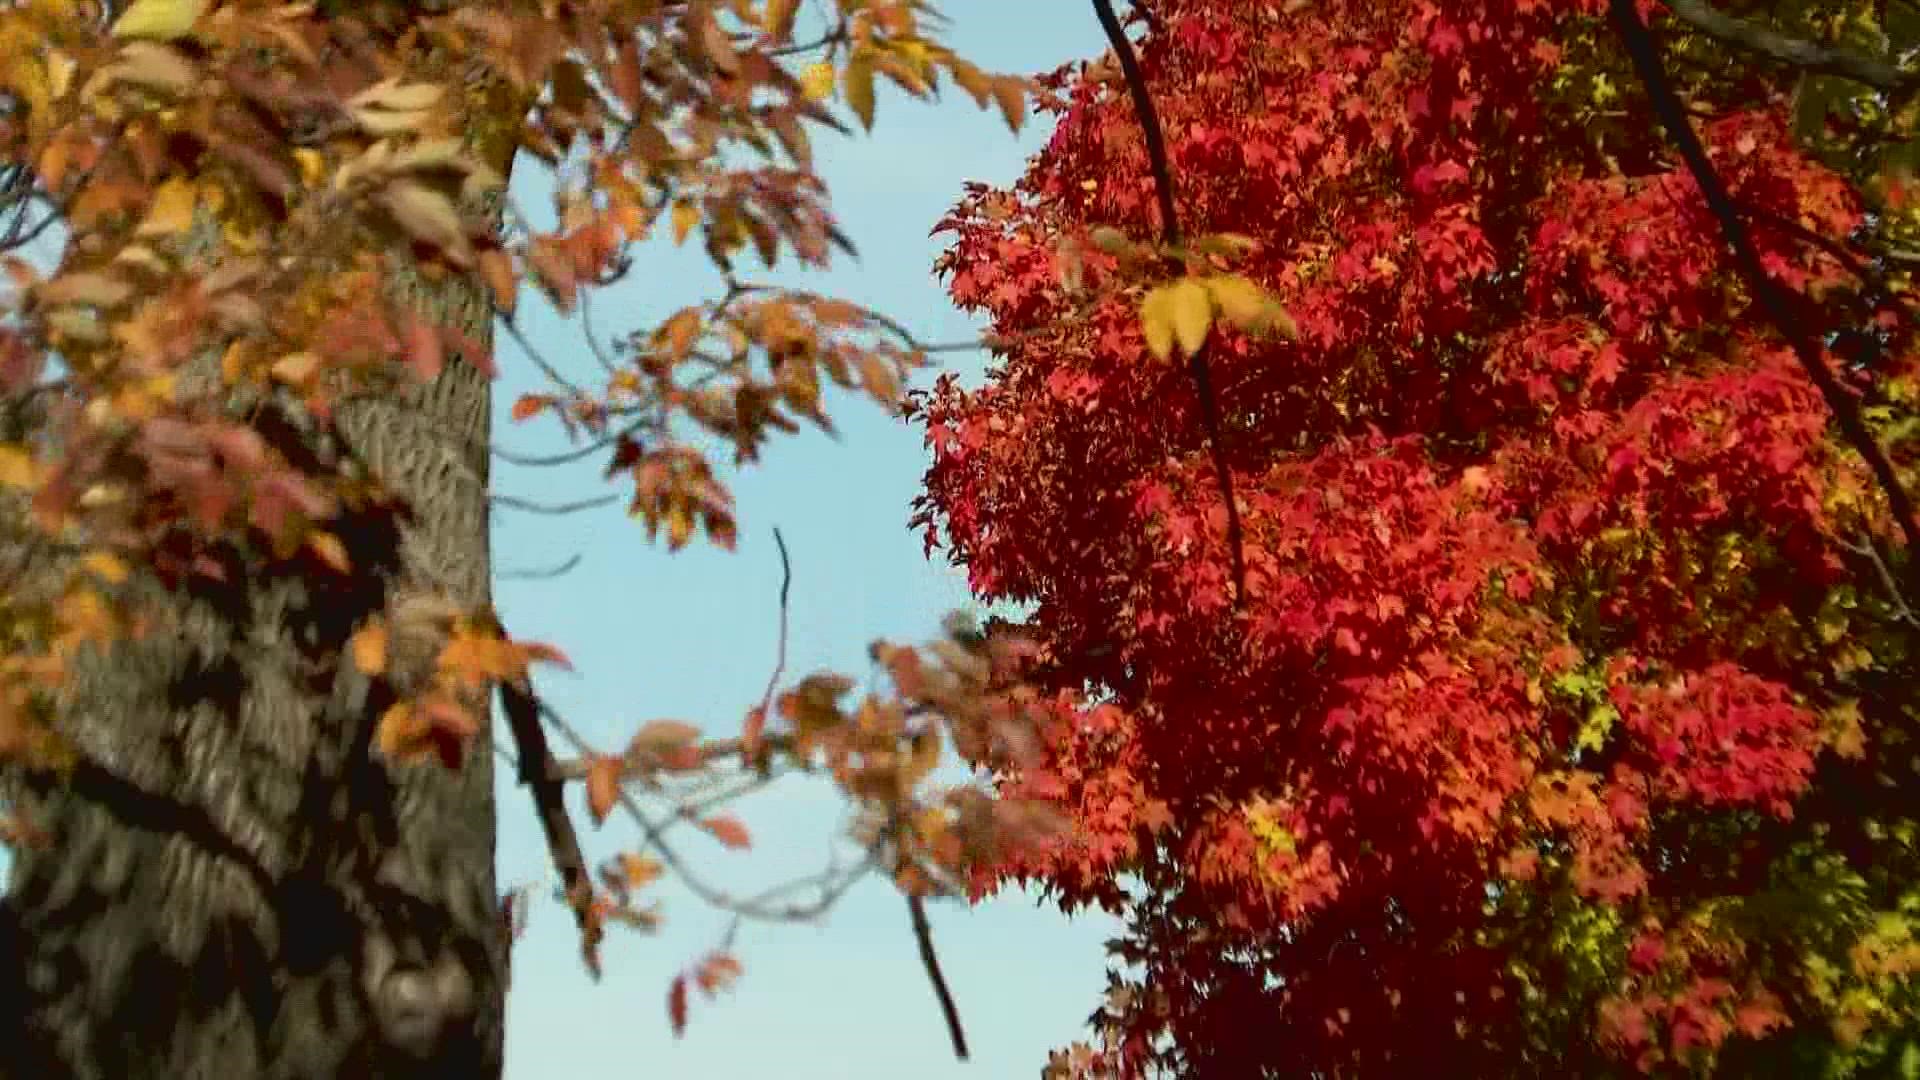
497, 675, 603, 976
1089, 0, 1247, 609
1663, 0, 1920, 92
908, 892, 969, 1061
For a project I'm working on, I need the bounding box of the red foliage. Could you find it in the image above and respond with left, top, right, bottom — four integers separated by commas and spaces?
912, 0, 1917, 1074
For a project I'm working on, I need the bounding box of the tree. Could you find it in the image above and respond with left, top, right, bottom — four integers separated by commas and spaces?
0, 0, 1057, 1074
913, 0, 1920, 1074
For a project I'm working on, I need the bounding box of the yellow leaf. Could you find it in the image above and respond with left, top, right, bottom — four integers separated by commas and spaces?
0, 446, 34, 490
800, 62, 836, 102
45, 50, 76, 101
111, 0, 207, 42
292, 148, 325, 187
135, 177, 197, 237
80, 552, 128, 584
844, 55, 876, 131
1139, 285, 1176, 362
351, 622, 388, 677
1169, 279, 1212, 356
671, 202, 700, 246
1205, 274, 1267, 329
949, 59, 991, 108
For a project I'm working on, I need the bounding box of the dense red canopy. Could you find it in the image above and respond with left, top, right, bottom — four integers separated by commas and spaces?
911, 1, 1920, 1074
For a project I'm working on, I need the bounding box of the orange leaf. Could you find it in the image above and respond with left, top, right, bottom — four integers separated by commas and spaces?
586, 756, 620, 825
307, 531, 351, 573
510, 394, 552, 422
478, 248, 518, 316
620, 852, 664, 889
351, 622, 388, 676
700, 814, 751, 851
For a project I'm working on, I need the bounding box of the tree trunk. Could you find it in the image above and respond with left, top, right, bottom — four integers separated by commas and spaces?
0, 35, 519, 1071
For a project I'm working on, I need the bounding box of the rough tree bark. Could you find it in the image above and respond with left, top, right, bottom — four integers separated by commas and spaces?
0, 7, 526, 1076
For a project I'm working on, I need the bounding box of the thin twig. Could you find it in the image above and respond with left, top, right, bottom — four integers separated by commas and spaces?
499, 553, 584, 580
1612, 0, 1920, 598
750, 527, 793, 762
1089, 0, 1247, 610
489, 491, 621, 515
908, 892, 970, 1061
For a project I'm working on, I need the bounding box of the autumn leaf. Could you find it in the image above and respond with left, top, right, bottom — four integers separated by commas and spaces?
671, 202, 701, 246
619, 853, 663, 889
509, 394, 551, 422
350, 623, 388, 676
111, 0, 207, 42
136, 178, 197, 238
1138, 285, 1177, 361
800, 61, 836, 102
629, 719, 701, 756
1167, 279, 1211, 356
478, 249, 517, 316
844, 55, 877, 131
80, 551, 129, 584
307, 532, 351, 574
378, 182, 472, 267
991, 76, 1026, 133
585, 756, 621, 825
699, 814, 751, 850
667, 974, 689, 1037
0, 445, 35, 489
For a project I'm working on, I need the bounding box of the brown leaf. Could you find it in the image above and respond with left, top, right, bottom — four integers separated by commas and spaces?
991, 76, 1027, 133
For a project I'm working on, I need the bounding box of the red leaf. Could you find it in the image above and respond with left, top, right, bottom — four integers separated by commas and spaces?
666, 974, 689, 1037
699, 814, 751, 850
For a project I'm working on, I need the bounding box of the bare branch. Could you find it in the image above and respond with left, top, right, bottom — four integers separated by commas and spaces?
908, 892, 970, 1061
489, 491, 621, 515
498, 553, 585, 580
497, 676, 603, 976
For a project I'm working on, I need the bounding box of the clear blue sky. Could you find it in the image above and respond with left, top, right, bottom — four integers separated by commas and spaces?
489, 5, 1117, 1076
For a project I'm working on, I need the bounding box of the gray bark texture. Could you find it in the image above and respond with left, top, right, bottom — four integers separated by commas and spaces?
0, 232, 510, 1074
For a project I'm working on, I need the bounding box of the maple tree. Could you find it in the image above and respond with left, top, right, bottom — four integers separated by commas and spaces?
913, 0, 1920, 1075
0, 0, 1067, 1073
